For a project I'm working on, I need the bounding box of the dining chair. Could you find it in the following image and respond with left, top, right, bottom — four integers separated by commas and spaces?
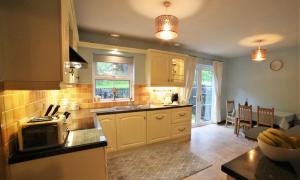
236, 104, 253, 136
225, 100, 236, 127
257, 106, 275, 127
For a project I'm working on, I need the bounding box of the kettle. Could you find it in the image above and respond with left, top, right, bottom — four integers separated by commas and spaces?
171, 93, 179, 103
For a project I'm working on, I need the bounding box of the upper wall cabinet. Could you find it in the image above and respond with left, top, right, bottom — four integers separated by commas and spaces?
145, 49, 187, 87
0, 0, 79, 90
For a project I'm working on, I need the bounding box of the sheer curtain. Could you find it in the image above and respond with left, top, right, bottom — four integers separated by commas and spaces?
180, 57, 197, 104
211, 61, 223, 123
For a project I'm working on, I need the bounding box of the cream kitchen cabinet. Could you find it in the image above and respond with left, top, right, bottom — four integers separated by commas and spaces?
146, 49, 187, 87
1, 0, 78, 90
171, 107, 192, 124
116, 112, 147, 150
97, 106, 192, 153
10, 148, 107, 180
147, 109, 171, 144
171, 107, 192, 138
97, 115, 117, 152
171, 122, 191, 138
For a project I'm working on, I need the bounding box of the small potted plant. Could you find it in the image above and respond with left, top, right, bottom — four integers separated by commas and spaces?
112, 88, 117, 100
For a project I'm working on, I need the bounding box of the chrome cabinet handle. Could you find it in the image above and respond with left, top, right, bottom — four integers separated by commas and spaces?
178, 128, 186, 132
179, 112, 186, 116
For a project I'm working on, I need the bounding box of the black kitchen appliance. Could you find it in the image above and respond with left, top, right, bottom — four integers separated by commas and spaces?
171, 93, 179, 103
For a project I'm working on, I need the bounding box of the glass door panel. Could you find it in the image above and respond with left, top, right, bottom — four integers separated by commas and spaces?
189, 65, 213, 127
189, 70, 198, 125
200, 69, 213, 123
170, 58, 184, 83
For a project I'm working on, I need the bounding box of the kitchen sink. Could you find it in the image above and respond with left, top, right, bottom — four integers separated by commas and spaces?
113, 106, 137, 111
112, 105, 151, 111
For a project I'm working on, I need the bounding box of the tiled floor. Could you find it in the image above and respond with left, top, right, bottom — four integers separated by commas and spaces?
181, 124, 257, 180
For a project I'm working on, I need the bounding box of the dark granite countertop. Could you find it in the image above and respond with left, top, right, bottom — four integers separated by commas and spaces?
221, 126, 300, 180
9, 109, 108, 164
91, 104, 193, 115
9, 128, 107, 164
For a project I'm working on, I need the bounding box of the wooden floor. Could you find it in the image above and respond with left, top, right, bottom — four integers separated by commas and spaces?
181, 124, 257, 180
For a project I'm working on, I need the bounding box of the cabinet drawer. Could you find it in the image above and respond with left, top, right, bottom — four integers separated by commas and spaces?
171, 107, 192, 123
171, 123, 191, 138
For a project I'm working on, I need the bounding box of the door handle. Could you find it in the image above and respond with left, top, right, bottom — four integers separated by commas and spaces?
178, 127, 186, 132
197, 95, 201, 102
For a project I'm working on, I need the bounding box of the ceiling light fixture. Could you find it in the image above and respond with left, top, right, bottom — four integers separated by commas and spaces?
110, 33, 120, 38
251, 40, 267, 61
155, 1, 178, 40
109, 49, 121, 55
174, 43, 181, 46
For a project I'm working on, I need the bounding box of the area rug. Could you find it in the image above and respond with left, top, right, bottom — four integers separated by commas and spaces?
108, 143, 212, 180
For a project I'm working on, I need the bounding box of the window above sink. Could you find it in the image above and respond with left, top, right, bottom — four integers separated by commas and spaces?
93, 55, 134, 102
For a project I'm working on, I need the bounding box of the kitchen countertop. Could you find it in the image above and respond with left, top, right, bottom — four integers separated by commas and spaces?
221, 126, 300, 180
9, 128, 107, 164
67, 109, 97, 130
91, 104, 193, 115
9, 109, 107, 164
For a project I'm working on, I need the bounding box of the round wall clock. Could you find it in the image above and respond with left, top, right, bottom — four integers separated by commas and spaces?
270, 60, 283, 71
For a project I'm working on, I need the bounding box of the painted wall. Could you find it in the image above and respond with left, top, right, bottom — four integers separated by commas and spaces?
225, 46, 299, 117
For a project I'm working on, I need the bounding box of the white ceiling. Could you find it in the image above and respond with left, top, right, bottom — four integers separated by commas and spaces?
74, 0, 299, 58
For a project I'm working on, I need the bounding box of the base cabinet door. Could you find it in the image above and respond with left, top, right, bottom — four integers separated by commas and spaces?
97, 115, 117, 152
147, 110, 171, 144
116, 112, 146, 150
10, 148, 107, 180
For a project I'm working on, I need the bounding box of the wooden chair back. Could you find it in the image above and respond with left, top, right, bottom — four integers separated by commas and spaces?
238, 104, 252, 126
226, 100, 235, 116
257, 106, 275, 127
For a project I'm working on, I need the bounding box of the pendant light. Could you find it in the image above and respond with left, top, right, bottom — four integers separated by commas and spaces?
155, 1, 178, 40
251, 40, 267, 61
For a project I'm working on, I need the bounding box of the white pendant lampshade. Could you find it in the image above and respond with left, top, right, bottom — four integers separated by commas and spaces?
155, 1, 178, 40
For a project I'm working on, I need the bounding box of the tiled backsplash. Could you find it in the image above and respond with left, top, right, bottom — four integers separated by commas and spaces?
0, 90, 49, 155
148, 87, 180, 104
46, 84, 150, 109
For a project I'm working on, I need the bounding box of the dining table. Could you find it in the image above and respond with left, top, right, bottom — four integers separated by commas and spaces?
234, 110, 296, 135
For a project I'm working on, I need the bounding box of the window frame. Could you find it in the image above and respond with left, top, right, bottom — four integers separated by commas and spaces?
92, 54, 134, 102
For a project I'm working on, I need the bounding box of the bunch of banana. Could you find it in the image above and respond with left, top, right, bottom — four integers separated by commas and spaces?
258, 128, 300, 149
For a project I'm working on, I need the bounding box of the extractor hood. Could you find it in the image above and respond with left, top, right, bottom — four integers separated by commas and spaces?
65, 47, 88, 69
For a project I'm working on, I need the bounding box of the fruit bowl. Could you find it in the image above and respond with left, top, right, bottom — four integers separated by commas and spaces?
258, 138, 300, 162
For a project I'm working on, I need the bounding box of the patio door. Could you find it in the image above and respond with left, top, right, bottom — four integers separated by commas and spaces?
189, 64, 213, 127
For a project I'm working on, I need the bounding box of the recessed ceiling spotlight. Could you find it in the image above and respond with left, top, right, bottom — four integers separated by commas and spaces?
174, 43, 181, 46
109, 49, 121, 55
110, 33, 120, 38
